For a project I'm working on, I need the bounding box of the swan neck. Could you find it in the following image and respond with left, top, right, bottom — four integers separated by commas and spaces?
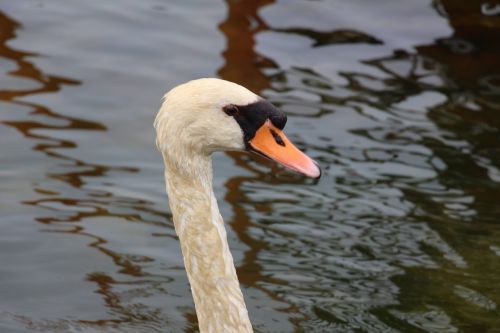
162, 152, 253, 333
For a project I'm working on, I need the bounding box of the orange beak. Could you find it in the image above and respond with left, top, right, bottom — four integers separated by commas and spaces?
248, 120, 321, 179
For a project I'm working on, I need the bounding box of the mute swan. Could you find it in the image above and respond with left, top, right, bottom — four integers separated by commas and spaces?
154, 78, 320, 333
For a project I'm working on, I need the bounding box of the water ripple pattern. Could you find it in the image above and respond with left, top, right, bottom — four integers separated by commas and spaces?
0, 0, 499, 332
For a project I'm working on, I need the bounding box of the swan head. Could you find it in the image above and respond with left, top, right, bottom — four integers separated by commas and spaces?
155, 78, 320, 178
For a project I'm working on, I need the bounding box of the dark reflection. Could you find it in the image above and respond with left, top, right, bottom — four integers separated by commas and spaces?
0, 10, 175, 332
273, 28, 383, 47
395, 3, 500, 329
252, 0, 500, 331
220, 1, 500, 332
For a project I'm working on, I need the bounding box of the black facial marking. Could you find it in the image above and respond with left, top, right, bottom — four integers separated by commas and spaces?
270, 129, 286, 147
223, 99, 287, 147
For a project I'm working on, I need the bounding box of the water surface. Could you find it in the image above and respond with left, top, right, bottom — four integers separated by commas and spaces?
1, 0, 500, 332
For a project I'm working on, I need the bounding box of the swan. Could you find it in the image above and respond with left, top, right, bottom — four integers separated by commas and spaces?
154, 78, 320, 333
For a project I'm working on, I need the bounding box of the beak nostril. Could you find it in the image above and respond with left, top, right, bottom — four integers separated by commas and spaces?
270, 129, 286, 147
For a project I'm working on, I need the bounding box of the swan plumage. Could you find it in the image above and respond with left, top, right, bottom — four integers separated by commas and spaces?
155, 78, 320, 333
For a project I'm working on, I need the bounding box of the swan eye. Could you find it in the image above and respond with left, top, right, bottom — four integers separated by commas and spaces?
223, 105, 239, 117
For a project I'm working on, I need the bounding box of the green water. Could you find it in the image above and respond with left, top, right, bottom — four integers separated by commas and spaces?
1, 0, 499, 332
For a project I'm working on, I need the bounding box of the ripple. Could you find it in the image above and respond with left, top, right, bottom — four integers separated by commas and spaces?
2, 0, 500, 332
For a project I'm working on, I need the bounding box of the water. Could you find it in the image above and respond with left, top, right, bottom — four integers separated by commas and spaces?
1, 0, 500, 332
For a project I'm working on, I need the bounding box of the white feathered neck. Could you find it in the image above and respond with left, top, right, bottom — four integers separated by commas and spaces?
155, 78, 257, 333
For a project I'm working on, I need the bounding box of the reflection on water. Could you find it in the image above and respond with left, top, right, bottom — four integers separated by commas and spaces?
1, 0, 500, 332
0, 9, 183, 333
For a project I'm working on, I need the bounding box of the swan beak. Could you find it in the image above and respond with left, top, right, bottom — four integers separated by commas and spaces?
248, 120, 321, 179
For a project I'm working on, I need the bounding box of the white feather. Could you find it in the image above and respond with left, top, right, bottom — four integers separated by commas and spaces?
155, 78, 257, 333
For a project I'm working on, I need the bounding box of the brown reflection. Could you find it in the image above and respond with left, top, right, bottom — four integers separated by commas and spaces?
421, 0, 500, 111
217, 0, 306, 330
218, 0, 276, 92
0, 10, 173, 330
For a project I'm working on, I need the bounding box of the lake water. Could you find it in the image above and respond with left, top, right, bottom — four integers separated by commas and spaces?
1, 0, 500, 332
